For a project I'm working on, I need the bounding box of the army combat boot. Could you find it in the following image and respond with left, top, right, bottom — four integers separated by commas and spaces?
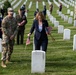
6, 55, 12, 64
6, 60, 12, 64
6, 59, 9, 64
1, 61, 6, 68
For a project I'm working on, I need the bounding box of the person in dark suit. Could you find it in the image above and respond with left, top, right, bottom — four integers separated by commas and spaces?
0, 8, 5, 18
28, 12, 53, 52
34, 8, 39, 17
59, 3, 62, 11
42, 5, 46, 19
49, 3, 53, 14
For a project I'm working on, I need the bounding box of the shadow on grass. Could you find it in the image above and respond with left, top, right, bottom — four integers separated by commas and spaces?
46, 61, 76, 72
11, 56, 31, 64
0, 72, 7, 75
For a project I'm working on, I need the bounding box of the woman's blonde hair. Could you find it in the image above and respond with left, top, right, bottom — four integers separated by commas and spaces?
35, 12, 45, 20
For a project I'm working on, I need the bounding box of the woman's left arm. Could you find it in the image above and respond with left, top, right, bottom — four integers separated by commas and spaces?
45, 20, 49, 27
45, 20, 55, 41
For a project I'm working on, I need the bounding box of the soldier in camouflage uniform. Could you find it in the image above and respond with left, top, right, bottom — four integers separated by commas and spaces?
1, 8, 18, 68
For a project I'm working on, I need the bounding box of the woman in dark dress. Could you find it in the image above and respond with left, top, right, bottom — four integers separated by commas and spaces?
0, 17, 2, 38
28, 12, 54, 52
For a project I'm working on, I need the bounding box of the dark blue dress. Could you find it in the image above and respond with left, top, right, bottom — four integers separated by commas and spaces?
0, 17, 2, 38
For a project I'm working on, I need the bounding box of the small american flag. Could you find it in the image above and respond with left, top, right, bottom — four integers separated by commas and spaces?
47, 26, 52, 34
26, 37, 31, 45
45, 26, 52, 34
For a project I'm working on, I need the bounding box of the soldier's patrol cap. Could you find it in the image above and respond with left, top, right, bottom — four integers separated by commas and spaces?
8, 8, 14, 12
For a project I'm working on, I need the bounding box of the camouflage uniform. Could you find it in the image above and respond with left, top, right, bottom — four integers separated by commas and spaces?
1, 16, 18, 62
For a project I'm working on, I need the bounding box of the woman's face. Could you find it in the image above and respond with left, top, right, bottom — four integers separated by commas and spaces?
38, 15, 42, 21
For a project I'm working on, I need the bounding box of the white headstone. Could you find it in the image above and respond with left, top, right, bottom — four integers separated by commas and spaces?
67, 5, 69, 8
63, 29, 71, 40
64, 15, 68, 21
70, 11, 73, 16
61, 14, 64, 19
28, 1, 32, 9
36, 1, 38, 8
73, 34, 76, 50
58, 12, 62, 16
74, 20, 76, 27
67, 9, 70, 14
57, 10, 59, 14
68, 17, 72, 24
58, 25, 64, 33
52, 18, 56, 24
54, 21, 59, 27
0, 38, 2, 52
31, 50, 45, 73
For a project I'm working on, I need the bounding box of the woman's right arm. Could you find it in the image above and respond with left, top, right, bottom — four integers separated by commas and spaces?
28, 20, 35, 37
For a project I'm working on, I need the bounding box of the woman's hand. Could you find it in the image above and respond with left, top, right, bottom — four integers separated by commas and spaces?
27, 33, 31, 37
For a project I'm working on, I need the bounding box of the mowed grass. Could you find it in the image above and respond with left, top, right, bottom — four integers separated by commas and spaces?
0, 0, 76, 75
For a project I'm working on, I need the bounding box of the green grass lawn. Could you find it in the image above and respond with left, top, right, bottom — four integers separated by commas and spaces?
0, 0, 76, 75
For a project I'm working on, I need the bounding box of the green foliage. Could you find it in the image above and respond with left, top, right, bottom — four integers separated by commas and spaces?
3, 0, 11, 14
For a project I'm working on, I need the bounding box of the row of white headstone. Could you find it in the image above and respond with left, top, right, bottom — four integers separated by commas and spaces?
47, 10, 64, 34
67, 9, 73, 16
56, 10, 76, 44
67, 1, 76, 48
46, 9, 76, 51
47, 10, 59, 27
69, 0, 75, 4
11, 0, 17, 6
0, 0, 6, 6
53, 0, 60, 7
0, 0, 6, 5
13, 0, 22, 9
64, 0, 74, 7
57, 10, 73, 24
58, 0, 69, 8
51, 9, 76, 50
